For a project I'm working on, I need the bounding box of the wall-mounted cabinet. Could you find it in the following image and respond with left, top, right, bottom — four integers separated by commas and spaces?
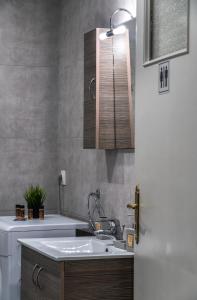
84, 28, 134, 149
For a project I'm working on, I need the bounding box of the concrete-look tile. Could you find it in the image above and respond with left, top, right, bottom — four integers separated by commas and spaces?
0, 137, 57, 155
58, 0, 136, 226
99, 183, 135, 225
0, 0, 136, 221
57, 138, 71, 171
0, 65, 59, 104
58, 63, 84, 139
0, 0, 60, 66
66, 139, 98, 218
0, 0, 61, 215
0, 110, 58, 140
95, 150, 135, 186
0, 149, 58, 211
0, 44, 59, 67
58, 65, 72, 99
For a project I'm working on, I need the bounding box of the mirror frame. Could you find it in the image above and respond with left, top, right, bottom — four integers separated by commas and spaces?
143, 0, 190, 67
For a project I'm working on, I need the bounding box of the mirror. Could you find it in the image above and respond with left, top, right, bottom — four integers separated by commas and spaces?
144, 0, 189, 66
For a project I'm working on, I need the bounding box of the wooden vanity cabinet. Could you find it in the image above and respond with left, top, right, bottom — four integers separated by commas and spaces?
21, 246, 134, 300
84, 28, 134, 149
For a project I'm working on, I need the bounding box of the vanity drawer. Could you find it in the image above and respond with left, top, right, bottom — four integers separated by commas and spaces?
64, 258, 134, 300
65, 258, 133, 275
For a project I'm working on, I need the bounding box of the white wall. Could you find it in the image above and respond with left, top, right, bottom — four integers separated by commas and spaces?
135, 1, 197, 299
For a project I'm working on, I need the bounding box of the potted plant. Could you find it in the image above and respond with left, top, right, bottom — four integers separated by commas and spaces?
24, 185, 46, 219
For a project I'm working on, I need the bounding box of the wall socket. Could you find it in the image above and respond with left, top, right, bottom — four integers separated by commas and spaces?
59, 170, 67, 186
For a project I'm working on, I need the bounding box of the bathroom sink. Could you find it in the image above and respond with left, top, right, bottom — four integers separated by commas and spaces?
18, 237, 134, 261
40, 238, 107, 254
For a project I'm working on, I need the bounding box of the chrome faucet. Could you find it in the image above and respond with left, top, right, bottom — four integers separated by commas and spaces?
88, 189, 105, 232
110, 218, 123, 240
95, 218, 123, 240
87, 190, 123, 240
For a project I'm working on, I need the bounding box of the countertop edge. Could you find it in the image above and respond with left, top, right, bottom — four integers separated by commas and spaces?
18, 238, 135, 261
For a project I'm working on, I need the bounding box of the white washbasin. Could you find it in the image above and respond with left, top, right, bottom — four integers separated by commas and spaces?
40, 239, 106, 254
18, 237, 134, 261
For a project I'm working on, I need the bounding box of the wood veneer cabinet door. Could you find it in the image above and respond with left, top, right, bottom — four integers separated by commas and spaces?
84, 28, 134, 149
21, 247, 64, 300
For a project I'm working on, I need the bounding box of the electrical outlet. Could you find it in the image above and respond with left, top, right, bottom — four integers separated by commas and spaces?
60, 170, 67, 186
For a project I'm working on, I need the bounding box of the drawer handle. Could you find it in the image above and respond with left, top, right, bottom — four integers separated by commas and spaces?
32, 264, 39, 286
36, 266, 44, 289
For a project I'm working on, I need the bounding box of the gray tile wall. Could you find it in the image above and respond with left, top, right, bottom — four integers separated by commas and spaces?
0, 0, 61, 214
58, 0, 136, 227
0, 0, 136, 224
